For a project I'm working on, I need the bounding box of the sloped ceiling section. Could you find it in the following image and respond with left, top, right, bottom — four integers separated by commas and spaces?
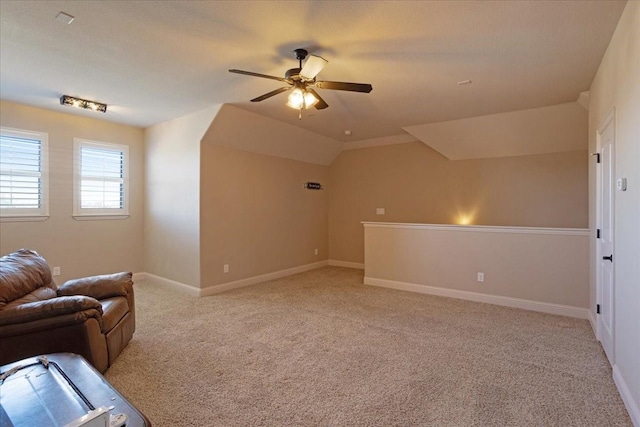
403, 102, 588, 160
202, 104, 342, 166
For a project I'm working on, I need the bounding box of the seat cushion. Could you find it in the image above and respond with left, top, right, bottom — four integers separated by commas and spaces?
100, 297, 129, 333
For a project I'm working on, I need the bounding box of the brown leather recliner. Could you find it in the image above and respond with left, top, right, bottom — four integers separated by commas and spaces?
0, 249, 136, 373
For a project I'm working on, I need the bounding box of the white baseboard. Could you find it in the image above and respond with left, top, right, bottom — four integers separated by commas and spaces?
364, 276, 590, 319
136, 261, 329, 297
328, 259, 365, 270
614, 365, 640, 427
588, 309, 598, 339
133, 272, 200, 297
200, 260, 328, 296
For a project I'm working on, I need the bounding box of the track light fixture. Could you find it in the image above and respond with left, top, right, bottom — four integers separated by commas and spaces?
60, 95, 107, 113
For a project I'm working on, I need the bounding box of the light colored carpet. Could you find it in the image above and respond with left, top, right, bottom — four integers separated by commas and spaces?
105, 267, 631, 426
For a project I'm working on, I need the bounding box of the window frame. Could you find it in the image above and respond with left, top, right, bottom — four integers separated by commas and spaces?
73, 138, 129, 219
0, 127, 49, 221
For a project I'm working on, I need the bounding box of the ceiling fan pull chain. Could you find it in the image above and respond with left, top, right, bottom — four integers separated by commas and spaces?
299, 97, 305, 120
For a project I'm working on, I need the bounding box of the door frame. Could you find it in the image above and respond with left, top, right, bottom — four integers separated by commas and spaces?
595, 108, 615, 360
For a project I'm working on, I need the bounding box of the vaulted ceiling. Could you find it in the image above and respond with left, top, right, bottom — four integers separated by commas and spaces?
0, 1, 626, 145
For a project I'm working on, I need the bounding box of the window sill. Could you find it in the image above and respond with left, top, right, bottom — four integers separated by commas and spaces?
73, 215, 129, 221
0, 215, 50, 223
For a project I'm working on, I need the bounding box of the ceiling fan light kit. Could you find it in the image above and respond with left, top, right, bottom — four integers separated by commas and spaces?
286, 88, 318, 110
229, 48, 372, 118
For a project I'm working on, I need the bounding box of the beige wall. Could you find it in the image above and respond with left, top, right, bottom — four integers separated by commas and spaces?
200, 144, 328, 287
329, 141, 588, 264
588, 1, 640, 422
144, 105, 221, 287
0, 100, 144, 282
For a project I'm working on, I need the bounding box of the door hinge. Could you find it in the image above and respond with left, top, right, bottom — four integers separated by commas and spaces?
591, 153, 601, 163
596, 229, 601, 239
596, 304, 601, 315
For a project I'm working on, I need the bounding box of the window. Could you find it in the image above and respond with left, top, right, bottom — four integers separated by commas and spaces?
0, 127, 49, 220
74, 139, 129, 218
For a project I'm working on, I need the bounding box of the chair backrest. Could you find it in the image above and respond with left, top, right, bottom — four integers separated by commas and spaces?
0, 249, 57, 309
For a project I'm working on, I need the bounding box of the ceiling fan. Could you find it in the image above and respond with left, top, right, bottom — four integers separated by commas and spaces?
229, 48, 372, 117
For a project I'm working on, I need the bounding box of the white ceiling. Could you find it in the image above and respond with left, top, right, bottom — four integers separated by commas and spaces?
0, 1, 626, 143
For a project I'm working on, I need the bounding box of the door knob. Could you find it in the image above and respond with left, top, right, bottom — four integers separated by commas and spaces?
603, 255, 613, 262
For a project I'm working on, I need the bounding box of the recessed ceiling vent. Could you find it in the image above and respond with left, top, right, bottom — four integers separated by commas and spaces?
55, 11, 75, 25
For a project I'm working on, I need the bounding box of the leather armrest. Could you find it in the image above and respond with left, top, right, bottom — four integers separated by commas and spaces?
58, 272, 133, 300
0, 296, 102, 326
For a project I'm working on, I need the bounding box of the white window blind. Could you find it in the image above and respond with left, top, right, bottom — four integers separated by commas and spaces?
74, 139, 129, 217
0, 127, 48, 218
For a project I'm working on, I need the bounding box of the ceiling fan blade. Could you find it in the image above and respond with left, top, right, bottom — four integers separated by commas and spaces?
250, 86, 291, 102
307, 88, 328, 110
315, 81, 373, 93
229, 69, 289, 83
300, 55, 328, 80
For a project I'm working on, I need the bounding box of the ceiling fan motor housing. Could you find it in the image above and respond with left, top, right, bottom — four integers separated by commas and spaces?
285, 68, 303, 81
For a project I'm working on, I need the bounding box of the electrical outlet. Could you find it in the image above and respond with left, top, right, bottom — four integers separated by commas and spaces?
52, 266, 61, 276
314, 248, 318, 256
224, 264, 229, 273
477, 272, 484, 282
376, 207, 385, 215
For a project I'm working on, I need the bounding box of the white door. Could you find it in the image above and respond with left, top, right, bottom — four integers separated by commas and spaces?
597, 111, 615, 364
